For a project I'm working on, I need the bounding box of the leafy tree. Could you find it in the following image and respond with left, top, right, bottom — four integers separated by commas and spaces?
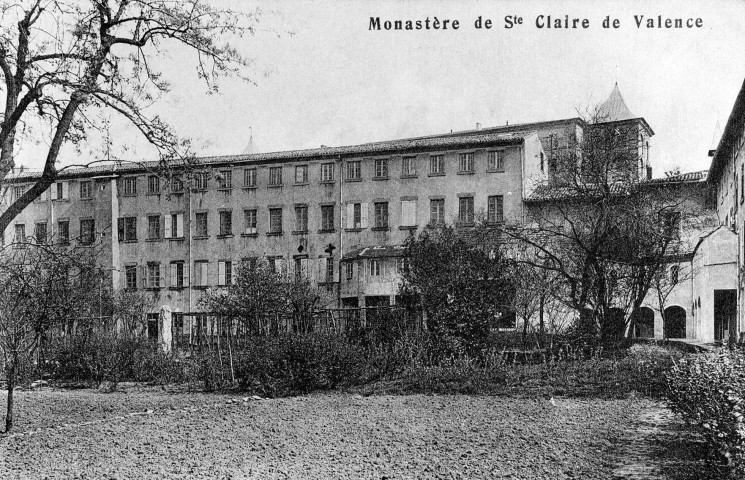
0, 0, 256, 232
399, 224, 514, 357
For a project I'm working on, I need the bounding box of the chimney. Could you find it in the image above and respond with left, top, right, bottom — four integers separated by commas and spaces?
476, 122, 481, 130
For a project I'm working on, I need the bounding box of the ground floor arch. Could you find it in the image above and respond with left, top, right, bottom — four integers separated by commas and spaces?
630, 307, 655, 338
664, 306, 686, 339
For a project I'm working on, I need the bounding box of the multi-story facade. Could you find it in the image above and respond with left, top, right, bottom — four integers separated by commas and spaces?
707, 78, 745, 343
1, 84, 733, 343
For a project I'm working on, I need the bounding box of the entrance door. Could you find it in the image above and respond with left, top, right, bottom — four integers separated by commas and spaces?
714, 289, 737, 343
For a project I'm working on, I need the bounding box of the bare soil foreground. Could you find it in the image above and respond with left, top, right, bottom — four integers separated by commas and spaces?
0, 388, 708, 479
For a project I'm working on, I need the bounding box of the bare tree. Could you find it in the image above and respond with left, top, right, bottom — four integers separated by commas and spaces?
0, 241, 104, 431
506, 112, 705, 342
0, 0, 257, 232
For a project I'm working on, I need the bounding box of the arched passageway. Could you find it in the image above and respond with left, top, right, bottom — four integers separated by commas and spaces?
663, 306, 686, 339
630, 307, 655, 338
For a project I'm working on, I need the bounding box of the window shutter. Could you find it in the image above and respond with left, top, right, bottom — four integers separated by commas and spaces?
332, 258, 339, 282
346, 204, 354, 229
318, 258, 326, 281
117, 218, 124, 242
184, 264, 190, 287
230, 261, 237, 285
61, 182, 69, 199
50, 185, 58, 200
176, 213, 184, 237
218, 261, 226, 285
159, 265, 165, 289
164, 214, 172, 238
402, 200, 416, 226
170, 264, 177, 287
140, 265, 147, 288
360, 202, 368, 228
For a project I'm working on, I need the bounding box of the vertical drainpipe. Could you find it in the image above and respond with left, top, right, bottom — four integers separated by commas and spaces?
338, 154, 343, 310
520, 140, 526, 224
187, 175, 193, 339
110, 178, 121, 293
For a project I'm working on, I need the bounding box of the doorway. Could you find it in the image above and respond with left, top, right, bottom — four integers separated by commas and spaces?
714, 289, 737, 343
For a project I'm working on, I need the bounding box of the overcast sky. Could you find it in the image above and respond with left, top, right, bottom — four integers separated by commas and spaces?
19, 0, 745, 177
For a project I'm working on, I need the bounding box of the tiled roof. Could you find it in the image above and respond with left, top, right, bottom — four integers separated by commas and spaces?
6, 130, 527, 182
526, 170, 708, 202
342, 245, 407, 260
597, 83, 635, 122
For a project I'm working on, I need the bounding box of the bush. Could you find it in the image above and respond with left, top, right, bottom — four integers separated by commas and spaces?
666, 352, 745, 473
47, 333, 185, 386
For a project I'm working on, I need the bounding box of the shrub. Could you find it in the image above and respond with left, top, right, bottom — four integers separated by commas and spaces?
47, 333, 185, 386
666, 352, 745, 472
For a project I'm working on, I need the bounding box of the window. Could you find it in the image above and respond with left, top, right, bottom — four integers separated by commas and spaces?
80, 181, 93, 199
458, 197, 474, 225
374, 159, 389, 178
488, 151, 505, 171
244, 209, 257, 235
14, 185, 25, 201
430, 199, 445, 225
35, 223, 47, 243
125, 265, 138, 290
295, 205, 308, 232
195, 212, 208, 237
193, 172, 208, 190
14, 224, 25, 243
194, 261, 209, 287
295, 165, 308, 184
670, 265, 679, 285
147, 175, 160, 194
269, 257, 285, 274
50, 181, 69, 200
325, 257, 334, 282
58, 220, 69, 244
219, 211, 233, 236
146, 263, 161, 288
269, 167, 283, 186
321, 205, 335, 231
402, 156, 417, 176
459, 153, 474, 173
346, 262, 354, 280
269, 208, 283, 234
294, 257, 308, 279
401, 200, 417, 227
80, 219, 95, 245
215, 170, 231, 189
118, 217, 137, 242
171, 176, 184, 192
218, 261, 234, 286
663, 211, 681, 238
321, 163, 334, 182
244, 168, 257, 187
369, 259, 382, 276
347, 161, 361, 180
430, 155, 444, 175
346, 203, 367, 229
123, 177, 137, 196
487, 195, 504, 223
170, 262, 188, 288
166, 213, 184, 238
147, 215, 161, 240
374, 202, 389, 229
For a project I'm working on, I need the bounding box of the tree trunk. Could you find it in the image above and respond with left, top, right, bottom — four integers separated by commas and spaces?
5, 365, 15, 433
539, 295, 546, 347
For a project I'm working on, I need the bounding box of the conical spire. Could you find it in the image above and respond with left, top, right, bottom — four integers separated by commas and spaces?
241, 127, 255, 155
597, 83, 635, 122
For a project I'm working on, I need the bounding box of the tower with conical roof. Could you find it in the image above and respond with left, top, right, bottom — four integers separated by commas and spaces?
591, 83, 654, 181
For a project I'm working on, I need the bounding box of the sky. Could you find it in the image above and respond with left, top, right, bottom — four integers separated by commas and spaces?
17, 0, 745, 178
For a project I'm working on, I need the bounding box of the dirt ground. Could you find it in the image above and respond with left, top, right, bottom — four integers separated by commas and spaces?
0, 387, 697, 479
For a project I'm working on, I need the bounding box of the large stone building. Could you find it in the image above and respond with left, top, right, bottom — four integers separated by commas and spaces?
0, 85, 734, 343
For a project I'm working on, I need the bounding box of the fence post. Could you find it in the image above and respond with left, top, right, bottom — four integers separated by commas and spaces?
160, 306, 172, 353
